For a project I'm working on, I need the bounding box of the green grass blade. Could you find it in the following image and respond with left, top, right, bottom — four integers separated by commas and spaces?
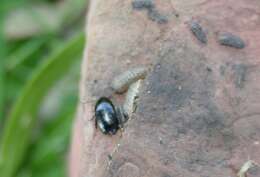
0, 48, 4, 120
60, 0, 88, 26
0, 19, 5, 121
5, 38, 47, 71
0, 0, 6, 121
0, 32, 85, 177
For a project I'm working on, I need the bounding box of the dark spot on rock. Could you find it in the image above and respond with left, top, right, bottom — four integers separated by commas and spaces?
161, 173, 172, 177
232, 64, 247, 88
188, 103, 227, 136
248, 165, 260, 176
159, 138, 163, 145
132, 0, 168, 24
137, 42, 229, 139
206, 67, 212, 72
221, 128, 237, 149
147, 8, 168, 24
218, 32, 245, 49
132, 0, 154, 9
190, 20, 207, 44
179, 146, 230, 172
219, 63, 248, 89
219, 65, 226, 75
108, 154, 112, 161
149, 74, 192, 110
155, 63, 161, 70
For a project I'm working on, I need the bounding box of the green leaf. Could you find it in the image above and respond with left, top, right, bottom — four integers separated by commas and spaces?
4, 0, 88, 41
59, 0, 88, 27
0, 3, 7, 121
31, 101, 77, 169
5, 38, 47, 71
0, 51, 4, 120
0, 32, 85, 177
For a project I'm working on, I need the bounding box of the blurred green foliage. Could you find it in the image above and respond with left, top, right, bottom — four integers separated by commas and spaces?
0, 0, 87, 176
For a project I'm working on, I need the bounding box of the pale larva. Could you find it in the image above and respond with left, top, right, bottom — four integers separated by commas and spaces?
111, 67, 147, 93
123, 79, 142, 117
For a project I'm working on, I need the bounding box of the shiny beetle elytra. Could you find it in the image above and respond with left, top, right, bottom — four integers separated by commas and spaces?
95, 97, 128, 135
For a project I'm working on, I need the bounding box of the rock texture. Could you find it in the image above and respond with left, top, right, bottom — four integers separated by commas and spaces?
69, 0, 260, 177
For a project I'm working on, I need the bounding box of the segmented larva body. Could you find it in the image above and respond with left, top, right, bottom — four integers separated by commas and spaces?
111, 67, 147, 93
218, 32, 245, 49
123, 79, 142, 117
190, 20, 207, 44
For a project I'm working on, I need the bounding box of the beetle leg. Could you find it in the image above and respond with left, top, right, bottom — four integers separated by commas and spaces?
94, 117, 97, 128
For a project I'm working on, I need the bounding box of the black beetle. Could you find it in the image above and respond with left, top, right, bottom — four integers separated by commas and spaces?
95, 97, 127, 135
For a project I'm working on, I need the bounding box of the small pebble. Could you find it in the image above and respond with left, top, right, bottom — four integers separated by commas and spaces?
218, 32, 245, 49
254, 141, 259, 145
190, 20, 207, 44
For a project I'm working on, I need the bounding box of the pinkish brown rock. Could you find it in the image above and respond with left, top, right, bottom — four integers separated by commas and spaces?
69, 0, 260, 177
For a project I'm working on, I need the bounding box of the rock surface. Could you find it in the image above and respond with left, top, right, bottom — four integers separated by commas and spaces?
69, 0, 260, 177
